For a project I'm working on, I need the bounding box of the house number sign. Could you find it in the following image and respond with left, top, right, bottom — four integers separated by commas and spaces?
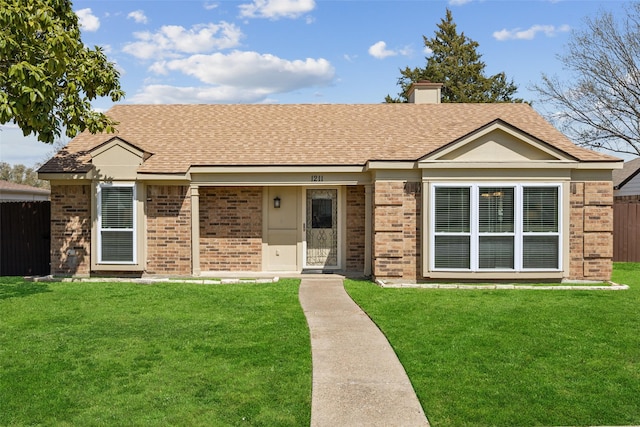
311, 175, 324, 182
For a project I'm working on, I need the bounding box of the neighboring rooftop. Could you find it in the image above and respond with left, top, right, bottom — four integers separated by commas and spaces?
0, 180, 50, 201
613, 157, 640, 189
39, 103, 621, 174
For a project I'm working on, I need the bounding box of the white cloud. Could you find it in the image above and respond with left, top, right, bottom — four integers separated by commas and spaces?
152, 50, 335, 93
204, 2, 219, 10
449, 0, 472, 5
122, 22, 243, 60
129, 85, 271, 104
398, 46, 413, 56
368, 41, 398, 59
127, 10, 148, 24
239, 0, 316, 20
76, 8, 100, 32
493, 24, 571, 41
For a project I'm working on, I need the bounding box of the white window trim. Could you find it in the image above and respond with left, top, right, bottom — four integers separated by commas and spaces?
430, 183, 562, 272
97, 182, 137, 265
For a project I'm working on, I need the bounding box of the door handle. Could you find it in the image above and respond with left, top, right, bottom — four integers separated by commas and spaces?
303, 222, 306, 232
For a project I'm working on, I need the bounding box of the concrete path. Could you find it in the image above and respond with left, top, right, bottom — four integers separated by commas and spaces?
299, 277, 430, 427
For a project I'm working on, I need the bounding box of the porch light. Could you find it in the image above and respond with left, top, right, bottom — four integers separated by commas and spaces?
274, 196, 281, 208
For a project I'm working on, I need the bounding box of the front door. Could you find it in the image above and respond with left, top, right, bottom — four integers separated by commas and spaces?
305, 189, 339, 268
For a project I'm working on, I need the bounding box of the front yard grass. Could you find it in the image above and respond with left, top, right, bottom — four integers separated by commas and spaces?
345, 263, 640, 427
0, 278, 311, 426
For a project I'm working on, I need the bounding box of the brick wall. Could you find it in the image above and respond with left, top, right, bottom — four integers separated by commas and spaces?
372, 181, 421, 279
146, 185, 192, 275
402, 182, 421, 278
50, 184, 91, 276
346, 185, 366, 272
569, 181, 613, 280
199, 187, 262, 271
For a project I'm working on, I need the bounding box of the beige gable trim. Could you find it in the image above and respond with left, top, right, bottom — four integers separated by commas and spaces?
421, 120, 578, 164
91, 138, 148, 180
89, 137, 150, 159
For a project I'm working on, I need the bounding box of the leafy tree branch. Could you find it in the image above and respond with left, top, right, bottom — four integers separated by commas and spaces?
532, 3, 640, 156
0, 0, 124, 144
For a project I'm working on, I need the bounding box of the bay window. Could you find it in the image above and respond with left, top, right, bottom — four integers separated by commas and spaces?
431, 184, 561, 271
98, 184, 136, 263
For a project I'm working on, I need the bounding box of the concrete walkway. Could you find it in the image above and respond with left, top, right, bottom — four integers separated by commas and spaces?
299, 277, 429, 427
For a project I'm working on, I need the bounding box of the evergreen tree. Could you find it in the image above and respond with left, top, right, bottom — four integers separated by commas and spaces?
386, 9, 521, 103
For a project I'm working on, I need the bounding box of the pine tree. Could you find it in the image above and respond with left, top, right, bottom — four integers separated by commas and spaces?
386, 9, 521, 103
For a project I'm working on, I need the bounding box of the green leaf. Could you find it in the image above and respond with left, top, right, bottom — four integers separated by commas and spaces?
0, 0, 124, 144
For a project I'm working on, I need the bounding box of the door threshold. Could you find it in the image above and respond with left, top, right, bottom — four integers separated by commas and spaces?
302, 269, 341, 274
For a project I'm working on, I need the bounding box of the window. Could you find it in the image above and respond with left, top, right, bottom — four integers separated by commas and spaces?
311, 198, 333, 229
434, 187, 470, 269
478, 187, 514, 269
98, 184, 135, 263
523, 187, 559, 269
431, 184, 561, 271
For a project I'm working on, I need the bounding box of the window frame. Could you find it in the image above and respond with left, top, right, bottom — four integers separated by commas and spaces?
430, 183, 562, 272
97, 182, 137, 265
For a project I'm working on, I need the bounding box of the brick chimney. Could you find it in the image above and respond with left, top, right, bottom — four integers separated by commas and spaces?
407, 80, 443, 104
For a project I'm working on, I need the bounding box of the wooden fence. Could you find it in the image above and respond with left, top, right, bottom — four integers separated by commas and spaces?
0, 201, 51, 276
613, 198, 640, 262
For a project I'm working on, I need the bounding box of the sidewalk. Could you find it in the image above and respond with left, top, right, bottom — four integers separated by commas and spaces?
299, 277, 429, 427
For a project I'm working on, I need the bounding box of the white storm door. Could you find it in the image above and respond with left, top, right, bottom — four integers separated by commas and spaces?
305, 189, 339, 268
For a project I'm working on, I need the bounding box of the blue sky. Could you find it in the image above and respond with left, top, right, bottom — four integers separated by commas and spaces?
0, 0, 632, 166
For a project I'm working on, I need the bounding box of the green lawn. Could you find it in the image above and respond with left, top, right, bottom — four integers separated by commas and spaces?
345, 263, 640, 427
0, 278, 311, 426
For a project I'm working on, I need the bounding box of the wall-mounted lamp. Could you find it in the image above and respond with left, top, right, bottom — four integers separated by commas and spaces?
274, 196, 281, 209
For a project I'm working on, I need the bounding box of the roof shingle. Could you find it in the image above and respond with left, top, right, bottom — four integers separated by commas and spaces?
39, 103, 619, 174
613, 157, 640, 189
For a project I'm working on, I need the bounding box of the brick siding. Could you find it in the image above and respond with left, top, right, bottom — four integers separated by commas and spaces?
569, 181, 614, 280
402, 182, 421, 279
199, 187, 263, 271
346, 185, 366, 272
50, 185, 91, 276
146, 185, 192, 275
372, 181, 421, 280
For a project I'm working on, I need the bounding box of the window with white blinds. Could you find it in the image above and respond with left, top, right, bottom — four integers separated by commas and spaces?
431, 184, 561, 271
98, 185, 135, 263
523, 187, 559, 269
434, 187, 470, 269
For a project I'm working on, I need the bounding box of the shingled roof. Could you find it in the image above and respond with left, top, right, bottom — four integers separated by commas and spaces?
613, 157, 640, 189
39, 103, 619, 174
0, 180, 50, 195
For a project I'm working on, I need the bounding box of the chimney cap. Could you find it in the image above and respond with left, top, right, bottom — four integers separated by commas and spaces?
410, 80, 443, 88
